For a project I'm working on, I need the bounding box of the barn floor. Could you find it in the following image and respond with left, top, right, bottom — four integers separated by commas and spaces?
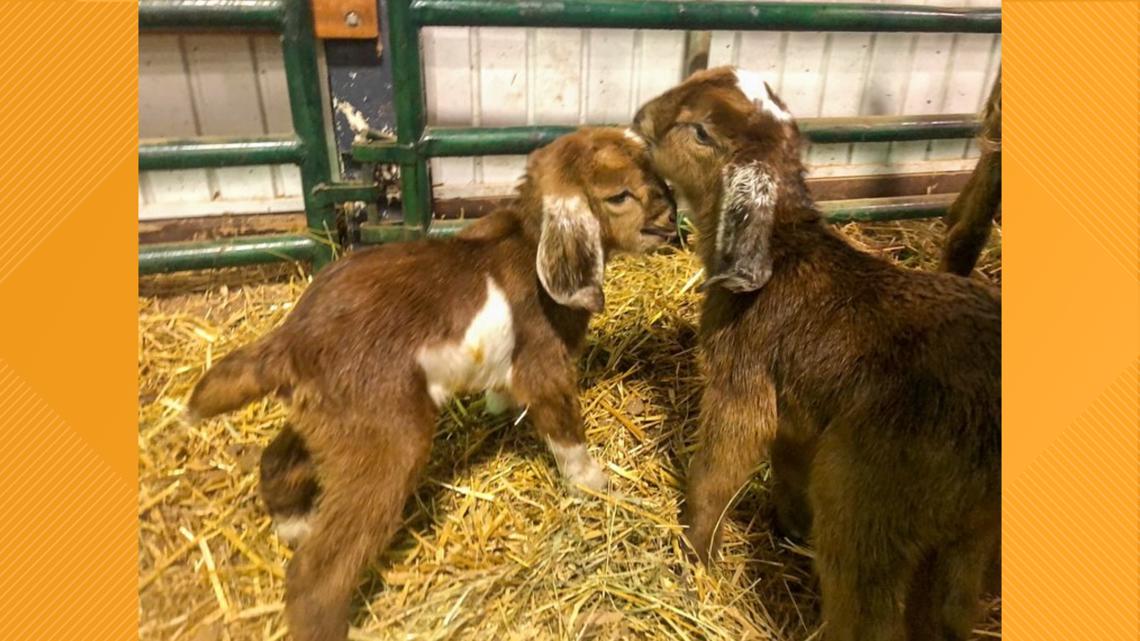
138, 220, 1002, 641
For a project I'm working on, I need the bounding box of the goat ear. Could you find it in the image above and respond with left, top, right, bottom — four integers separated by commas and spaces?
536, 194, 605, 312
700, 163, 778, 293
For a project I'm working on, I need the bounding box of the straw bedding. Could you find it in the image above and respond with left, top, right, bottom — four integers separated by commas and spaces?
139, 219, 1002, 641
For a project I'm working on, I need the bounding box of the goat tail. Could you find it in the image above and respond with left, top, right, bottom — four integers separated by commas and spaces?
187, 336, 290, 422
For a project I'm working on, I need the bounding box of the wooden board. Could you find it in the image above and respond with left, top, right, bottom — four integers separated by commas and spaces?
312, 0, 378, 39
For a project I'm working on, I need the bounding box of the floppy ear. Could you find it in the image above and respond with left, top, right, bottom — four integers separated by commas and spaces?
536, 194, 605, 312
701, 163, 778, 293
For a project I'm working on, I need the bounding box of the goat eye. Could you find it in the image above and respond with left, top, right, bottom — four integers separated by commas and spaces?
605, 190, 633, 205
691, 123, 713, 146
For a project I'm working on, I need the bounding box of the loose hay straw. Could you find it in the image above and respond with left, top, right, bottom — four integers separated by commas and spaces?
139, 218, 1002, 640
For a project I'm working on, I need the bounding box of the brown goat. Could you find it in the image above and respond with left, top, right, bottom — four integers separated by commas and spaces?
186, 127, 676, 641
941, 69, 1001, 276
633, 68, 1000, 641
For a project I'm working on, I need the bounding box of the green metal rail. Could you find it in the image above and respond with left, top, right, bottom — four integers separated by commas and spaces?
139, 135, 304, 171
139, 0, 1000, 274
139, 0, 285, 30
355, 114, 984, 162
411, 1, 1000, 32
357, 193, 959, 244
138, 234, 323, 273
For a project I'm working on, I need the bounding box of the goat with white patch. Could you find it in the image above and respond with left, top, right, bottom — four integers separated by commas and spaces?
186, 128, 676, 641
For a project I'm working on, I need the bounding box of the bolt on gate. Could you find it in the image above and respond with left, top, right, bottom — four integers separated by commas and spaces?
138, 0, 1001, 274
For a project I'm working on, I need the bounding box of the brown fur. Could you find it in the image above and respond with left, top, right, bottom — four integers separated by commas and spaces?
633, 67, 1000, 641
186, 127, 675, 641
941, 69, 1001, 276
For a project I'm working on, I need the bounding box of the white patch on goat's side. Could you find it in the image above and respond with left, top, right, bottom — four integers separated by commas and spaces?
734, 68, 791, 122
546, 438, 609, 492
417, 277, 515, 407
623, 128, 647, 147
275, 515, 312, 545
717, 162, 778, 255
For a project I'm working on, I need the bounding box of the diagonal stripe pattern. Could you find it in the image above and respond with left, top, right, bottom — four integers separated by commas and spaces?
1004, 3, 1139, 639
0, 358, 135, 640
0, 3, 136, 285
1004, 362, 1139, 640
0, 2, 139, 639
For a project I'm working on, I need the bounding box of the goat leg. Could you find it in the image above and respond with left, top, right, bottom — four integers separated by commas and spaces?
682, 375, 776, 563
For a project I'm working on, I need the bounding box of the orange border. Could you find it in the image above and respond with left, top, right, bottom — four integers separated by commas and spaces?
1003, 1, 1139, 639
1, 1, 1136, 639
0, 1, 138, 639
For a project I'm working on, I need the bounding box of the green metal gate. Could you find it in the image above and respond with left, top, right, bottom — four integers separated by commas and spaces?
139, 0, 379, 273
138, 0, 1001, 274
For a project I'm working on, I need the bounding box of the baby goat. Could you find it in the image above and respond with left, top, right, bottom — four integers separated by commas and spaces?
187, 127, 675, 641
633, 68, 1000, 641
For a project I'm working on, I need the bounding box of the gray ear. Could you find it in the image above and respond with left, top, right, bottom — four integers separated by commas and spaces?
701, 163, 778, 293
536, 194, 605, 312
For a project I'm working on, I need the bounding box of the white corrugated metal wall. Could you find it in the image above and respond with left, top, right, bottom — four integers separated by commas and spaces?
138, 0, 1001, 221
139, 33, 305, 220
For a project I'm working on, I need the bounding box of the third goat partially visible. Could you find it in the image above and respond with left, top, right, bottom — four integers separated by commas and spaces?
941, 69, 1001, 276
